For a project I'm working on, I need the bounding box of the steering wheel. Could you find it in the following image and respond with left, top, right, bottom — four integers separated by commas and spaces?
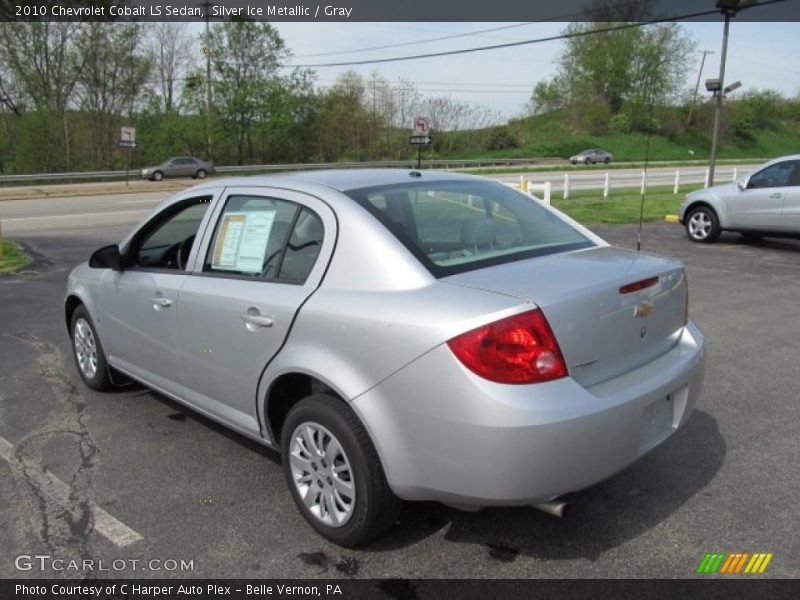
176, 235, 196, 270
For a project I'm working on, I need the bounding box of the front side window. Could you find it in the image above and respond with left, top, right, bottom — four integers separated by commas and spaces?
345, 180, 594, 277
748, 161, 798, 189
134, 198, 211, 270
204, 195, 324, 283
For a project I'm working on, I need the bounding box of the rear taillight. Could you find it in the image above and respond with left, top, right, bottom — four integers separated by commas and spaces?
447, 309, 568, 384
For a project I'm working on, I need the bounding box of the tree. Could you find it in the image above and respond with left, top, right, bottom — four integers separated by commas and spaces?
149, 23, 195, 113
0, 22, 80, 169
208, 20, 288, 164
530, 6, 695, 131
74, 23, 151, 168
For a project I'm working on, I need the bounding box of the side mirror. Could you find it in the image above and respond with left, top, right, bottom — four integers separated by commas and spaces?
89, 244, 122, 271
737, 178, 748, 191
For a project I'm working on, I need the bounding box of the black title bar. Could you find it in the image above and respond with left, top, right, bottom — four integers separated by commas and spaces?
1, 0, 799, 22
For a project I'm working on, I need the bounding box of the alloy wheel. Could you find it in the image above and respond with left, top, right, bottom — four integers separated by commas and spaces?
73, 318, 98, 379
688, 211, 713, 240
288, 422, 356, 527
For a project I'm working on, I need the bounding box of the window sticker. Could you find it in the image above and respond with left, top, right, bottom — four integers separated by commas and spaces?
211, 210, 276, 273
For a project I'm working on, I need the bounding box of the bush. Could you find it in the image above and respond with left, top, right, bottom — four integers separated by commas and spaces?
610, 113, 632, 133
485, 127, 518, 151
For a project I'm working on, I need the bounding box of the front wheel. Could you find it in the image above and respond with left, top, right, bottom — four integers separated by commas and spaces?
151, 170, 164, 182
685, 206, 721, 243
281, 394, 400, 546
195, 169, 207, 179
71, 305, 113, 391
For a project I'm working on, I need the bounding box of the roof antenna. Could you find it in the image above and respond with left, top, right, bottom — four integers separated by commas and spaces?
637, 84, 657, 252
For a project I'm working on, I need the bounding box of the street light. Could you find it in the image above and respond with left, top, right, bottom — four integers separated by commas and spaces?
707, 0, 757, 186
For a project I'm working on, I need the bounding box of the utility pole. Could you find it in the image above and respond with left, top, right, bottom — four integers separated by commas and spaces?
709, 0, 754, 186
707, 12, 731, 187
203, 1, 213, 160
687, 50, 714, 126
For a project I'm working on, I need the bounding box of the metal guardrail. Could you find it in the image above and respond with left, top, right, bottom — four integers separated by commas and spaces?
0, 158, 547, 184
0, 157, 767, 186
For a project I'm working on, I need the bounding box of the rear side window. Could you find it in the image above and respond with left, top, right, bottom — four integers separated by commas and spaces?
345, 180, 593, 277
204, 195, 324, 283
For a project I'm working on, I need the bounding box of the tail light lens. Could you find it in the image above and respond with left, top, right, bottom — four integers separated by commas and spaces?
447, 309, 568, 384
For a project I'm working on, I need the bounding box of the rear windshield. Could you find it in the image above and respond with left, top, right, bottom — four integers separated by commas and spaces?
344, 179, 595, 277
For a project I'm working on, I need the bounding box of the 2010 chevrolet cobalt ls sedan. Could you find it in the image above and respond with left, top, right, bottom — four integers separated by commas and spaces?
65, 170, 705, 546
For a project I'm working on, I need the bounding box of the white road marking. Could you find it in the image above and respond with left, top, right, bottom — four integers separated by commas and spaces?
2, 209, 151, 222
0, 434, 143, 547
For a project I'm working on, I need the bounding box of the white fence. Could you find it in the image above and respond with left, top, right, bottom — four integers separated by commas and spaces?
509, 165, 748, 202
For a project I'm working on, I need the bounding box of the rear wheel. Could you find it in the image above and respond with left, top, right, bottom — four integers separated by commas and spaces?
604, 157, 611, 164
280, 394, 400, 546
686, 206, 721, 243
71, 305, 113, 391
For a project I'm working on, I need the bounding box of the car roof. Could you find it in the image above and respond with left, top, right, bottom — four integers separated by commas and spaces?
188, 168, 484, 194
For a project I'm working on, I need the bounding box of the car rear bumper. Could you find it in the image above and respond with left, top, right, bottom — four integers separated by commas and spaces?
351, 321, 705, 506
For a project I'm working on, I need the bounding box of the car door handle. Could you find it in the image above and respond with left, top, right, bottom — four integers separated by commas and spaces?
151, 297, 172, 309
240, 312, 274, 329
769, 193, 783, 199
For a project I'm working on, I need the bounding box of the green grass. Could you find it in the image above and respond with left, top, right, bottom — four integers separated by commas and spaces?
551, 184, 703, 224
441, 110, 800, 163
461, 157, 759, 176
0, 239, 30, 273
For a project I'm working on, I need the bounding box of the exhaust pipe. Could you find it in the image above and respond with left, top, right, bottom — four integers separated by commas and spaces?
531, 500, 568, 517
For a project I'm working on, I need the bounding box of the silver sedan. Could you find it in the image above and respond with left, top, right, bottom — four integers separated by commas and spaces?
140, 157, 215, 181
680, 154, 800, 243
65, 170, 705, 546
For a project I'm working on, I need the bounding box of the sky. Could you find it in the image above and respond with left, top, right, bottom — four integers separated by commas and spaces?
266, 21, 800, 121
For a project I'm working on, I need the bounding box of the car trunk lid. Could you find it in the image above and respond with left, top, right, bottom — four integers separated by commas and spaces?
442, 246, 688, 387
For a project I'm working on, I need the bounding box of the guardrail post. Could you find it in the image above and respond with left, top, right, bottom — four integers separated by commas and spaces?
732, 167, 738, 182
603, 172, 610, 198
640, 171, 646, 195
674, 170, 680, 194
704, 167, 710, 188
519, 175, 525, 191
563, 173, 569, 200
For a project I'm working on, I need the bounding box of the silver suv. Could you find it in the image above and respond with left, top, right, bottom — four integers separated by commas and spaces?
680, 155, 800, 243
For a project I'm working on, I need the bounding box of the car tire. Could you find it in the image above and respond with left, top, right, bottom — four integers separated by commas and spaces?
685, 205, 721, 243
195, 169, 207, 179
70, 305, 113, 391
570, 160, 577, 165
586, 158, 593, 165
280, 393, 400, 547
604, 157, 611, 164
151, 171, 164, 182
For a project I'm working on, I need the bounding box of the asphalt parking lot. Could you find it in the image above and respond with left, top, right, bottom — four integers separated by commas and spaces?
1, 214, 798, 579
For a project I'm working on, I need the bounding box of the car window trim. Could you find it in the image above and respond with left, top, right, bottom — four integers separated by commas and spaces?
124, 195, 214, 273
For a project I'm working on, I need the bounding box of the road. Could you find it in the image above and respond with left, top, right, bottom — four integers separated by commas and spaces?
0, 165, 758, 235
1, 170, 798, 580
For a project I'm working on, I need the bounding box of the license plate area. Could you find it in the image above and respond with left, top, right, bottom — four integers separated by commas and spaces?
638, 386, 687, 454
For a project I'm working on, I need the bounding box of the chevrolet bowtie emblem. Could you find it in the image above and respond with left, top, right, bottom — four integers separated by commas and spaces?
634, 302, 654, 318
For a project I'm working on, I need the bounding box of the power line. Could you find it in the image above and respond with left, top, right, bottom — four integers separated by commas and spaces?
290, 0, 657, 59
284, 9, 722, 68
293, 22, 537, 58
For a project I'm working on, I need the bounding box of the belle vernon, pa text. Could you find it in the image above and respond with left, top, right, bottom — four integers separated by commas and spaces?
15, 584, 344, 597
41, 4, 354, 18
